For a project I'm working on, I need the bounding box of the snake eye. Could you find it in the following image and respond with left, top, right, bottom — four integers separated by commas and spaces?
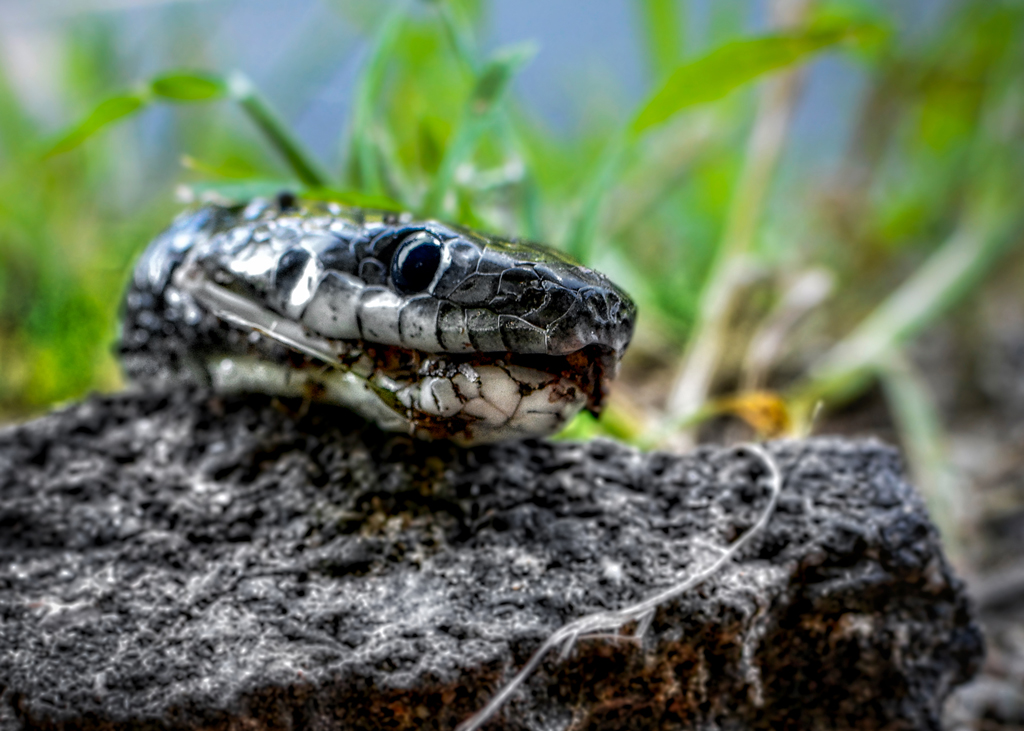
392, 232, 443, 293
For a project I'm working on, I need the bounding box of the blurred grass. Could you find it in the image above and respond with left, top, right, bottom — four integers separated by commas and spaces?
1, 0, 1023, 482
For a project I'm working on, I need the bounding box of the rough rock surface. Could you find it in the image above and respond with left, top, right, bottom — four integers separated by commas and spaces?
0, 390, 983, 730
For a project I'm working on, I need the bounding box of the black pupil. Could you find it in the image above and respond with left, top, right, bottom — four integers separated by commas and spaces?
393, 235, 442, 292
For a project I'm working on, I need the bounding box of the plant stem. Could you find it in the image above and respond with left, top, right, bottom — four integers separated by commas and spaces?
663, 0, 814, 446
791, 26, 1024, 413
421, 44, 535, 218
798, 208, 1019, 406
563, 130, 631, 261
877, 351, 965, 568
345, 1, 410, 195
227, 72, 331, 189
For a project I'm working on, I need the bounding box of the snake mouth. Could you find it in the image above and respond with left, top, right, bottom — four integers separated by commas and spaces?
339, 341, 615, 413
173, 255, 622, 444
239, 339, 615, 443
364, 337, 614, 413
203, 339, 612, 445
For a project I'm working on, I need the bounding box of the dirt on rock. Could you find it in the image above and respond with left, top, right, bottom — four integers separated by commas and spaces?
0, 389, 983, 730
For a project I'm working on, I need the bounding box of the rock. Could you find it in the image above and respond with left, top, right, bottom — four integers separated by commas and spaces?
0, 390, 982, 730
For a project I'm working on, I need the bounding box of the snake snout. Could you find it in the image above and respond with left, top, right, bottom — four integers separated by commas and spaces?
535, 282, 635, 360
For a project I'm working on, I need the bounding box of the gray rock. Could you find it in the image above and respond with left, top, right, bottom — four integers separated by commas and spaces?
0, 390, 982, 730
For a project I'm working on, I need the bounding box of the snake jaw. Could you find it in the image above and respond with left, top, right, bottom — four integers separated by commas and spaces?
121, 200, 636, 445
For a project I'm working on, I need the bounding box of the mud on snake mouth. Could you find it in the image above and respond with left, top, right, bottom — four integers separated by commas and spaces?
120, 195, 636, 445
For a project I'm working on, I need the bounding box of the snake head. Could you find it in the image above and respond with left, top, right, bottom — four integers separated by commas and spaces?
121, 197, 637, 445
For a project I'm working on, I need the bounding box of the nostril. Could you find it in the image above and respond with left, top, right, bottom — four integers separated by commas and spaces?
583, 289, 609, 322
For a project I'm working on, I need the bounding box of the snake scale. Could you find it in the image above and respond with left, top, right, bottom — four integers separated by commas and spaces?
120, 194, 636, 445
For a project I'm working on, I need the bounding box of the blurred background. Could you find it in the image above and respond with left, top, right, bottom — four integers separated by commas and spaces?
1, 0, 1023, 725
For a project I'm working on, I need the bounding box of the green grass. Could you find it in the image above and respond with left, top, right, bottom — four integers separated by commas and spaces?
2, 0, 1023, 480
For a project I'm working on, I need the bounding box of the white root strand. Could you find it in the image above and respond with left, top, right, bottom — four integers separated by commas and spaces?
456, 442, 784, 731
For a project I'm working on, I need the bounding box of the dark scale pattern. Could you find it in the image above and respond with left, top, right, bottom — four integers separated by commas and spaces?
273, 248, 314, 294
0, 391, 983, 730
120, 199, 637, 437
115, 199, 650, 445
316, 237, 358, 273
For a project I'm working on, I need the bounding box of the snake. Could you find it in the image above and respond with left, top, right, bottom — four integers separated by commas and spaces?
120, 194, 636, 445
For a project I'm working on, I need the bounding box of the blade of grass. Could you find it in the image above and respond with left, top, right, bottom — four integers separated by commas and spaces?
565, 18, 866, 262
435, 0, 480, 73
635, 0, 685, 80
303, 186, 405, 211
664, 2, 815, 437
43, 92, 150, 158
564, 131, 631, 261
44, 70, 230, 158
629, 23, 867, 137
607, 116, 718, 240
799, 208, 1021, 405
877, 351, 965, 567
741, 268, 834, 391
44, 70, 331, 188
517, 172, 543, 242
0, 64, 39, 157
435, 0, 543, 239
226, 72, 331, 188
346, 0, 411, 196
794, 25, 1024, 412
421, 43, 536, 218
150, 70, 227, 101
180, 154, 263, 180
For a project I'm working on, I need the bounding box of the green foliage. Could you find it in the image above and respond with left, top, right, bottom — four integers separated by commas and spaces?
43, 93, 148, 158
629, 25, 867, 136
563, 21, 870, 262
422, 42, 536, 216
635, 0, 686, 79
149, 71, 227, 101
42, 69, 329, 187
346, 0, 413, 196
1, 0, 1022, 455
